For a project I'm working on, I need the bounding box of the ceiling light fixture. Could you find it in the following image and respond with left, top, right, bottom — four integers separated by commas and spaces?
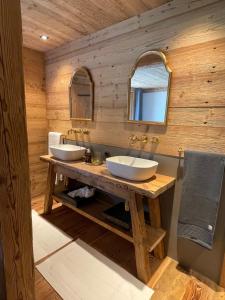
40, 35, 49, 41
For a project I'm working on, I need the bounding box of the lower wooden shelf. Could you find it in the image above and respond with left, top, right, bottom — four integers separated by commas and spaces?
53, 195, 166, 253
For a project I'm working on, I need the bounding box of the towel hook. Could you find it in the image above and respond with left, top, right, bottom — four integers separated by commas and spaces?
178, 146, 184, 157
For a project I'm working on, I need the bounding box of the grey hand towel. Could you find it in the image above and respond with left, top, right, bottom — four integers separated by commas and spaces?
178, 150, 225, 250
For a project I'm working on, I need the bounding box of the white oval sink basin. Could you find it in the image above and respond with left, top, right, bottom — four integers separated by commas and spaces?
106, 156, 158, 181
50, 144, 86, 161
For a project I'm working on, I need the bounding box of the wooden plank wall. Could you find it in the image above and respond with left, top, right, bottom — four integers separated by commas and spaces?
45, 0, 225, 157
21, 0, 170, 52
23, 47, 48, 196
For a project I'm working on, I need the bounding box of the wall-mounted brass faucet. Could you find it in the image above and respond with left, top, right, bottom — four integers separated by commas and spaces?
67, 129, 74, 135
67, 128, 89, 135
128, 134, 148, 145
128, 135, 160, 146
139, 135, 148, 144
80, 128, 89, 134
65, 128, 90, 141
129, 134, 138, 145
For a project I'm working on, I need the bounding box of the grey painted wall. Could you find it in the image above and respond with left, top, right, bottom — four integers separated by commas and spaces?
64, 139, 225, 283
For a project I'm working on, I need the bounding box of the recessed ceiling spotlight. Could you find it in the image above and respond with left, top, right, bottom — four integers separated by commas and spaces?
40, 35, 49, 41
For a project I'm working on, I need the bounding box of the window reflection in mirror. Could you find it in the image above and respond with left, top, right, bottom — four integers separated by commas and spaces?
128, 51, 171, 125
69, 67, 94, 121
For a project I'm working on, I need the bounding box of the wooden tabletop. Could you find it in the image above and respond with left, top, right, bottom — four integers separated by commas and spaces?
40, 155, 176, 199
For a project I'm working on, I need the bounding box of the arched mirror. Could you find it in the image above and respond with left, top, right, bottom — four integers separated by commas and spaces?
128, 51, 171, 125
69, 67, 94, 121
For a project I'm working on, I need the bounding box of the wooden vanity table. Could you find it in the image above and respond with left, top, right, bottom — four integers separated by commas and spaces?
40, 155, 175, 284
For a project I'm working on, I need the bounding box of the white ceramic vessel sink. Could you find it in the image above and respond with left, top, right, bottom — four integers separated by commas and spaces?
106, 156, 158, 181
50, 144, 86, 161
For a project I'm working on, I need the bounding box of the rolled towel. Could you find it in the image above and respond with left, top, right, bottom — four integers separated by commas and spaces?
67, 187, 96, 199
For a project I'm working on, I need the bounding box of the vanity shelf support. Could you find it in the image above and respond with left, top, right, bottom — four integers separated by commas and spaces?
44, 162, 56, 214
148, 197, 165, 259
129, 193, 151, 283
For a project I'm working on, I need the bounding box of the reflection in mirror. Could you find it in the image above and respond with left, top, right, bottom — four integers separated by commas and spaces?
69, 67, 94, 121
128, 51, 171, 125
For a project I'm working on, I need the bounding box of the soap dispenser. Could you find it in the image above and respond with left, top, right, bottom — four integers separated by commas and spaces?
84, 148, 92, 163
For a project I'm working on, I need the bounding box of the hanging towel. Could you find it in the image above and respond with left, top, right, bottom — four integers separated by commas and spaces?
178, 150, 225, 250
48, 132, 62, 155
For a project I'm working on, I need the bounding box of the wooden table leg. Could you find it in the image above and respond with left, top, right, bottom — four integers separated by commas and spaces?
129, 193, 151, 283
44, 162, 56, 214
148, 197, 165, 259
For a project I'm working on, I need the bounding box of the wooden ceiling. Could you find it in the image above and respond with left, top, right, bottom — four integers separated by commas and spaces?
21, 0, 170, 52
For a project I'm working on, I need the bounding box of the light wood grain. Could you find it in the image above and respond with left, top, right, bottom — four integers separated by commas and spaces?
148, 197, 165, 259
53, 195, 166, 252
44, 163, 56, 214
53, 195, 134, 243
0, 1, 35, 298
181, 279, 209, 300
46, 0, 220, 60
40, 155, 175, 199
148, 256, 172, 288
129, 193, 151, 283
23, 47, 48, 196
45, 0, 225, 157
151, 259, 225, 300
46, 0, 225, 65
21, 0, 170, 52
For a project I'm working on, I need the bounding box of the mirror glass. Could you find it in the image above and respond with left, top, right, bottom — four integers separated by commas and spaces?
128, 51, 171, 125
69, 67, 94, 121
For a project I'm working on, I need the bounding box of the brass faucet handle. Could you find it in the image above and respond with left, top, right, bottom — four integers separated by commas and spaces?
67, 128, 74, 135
74, 128, 81, 134
178, 146, 184, 156
129, 134, 138, 144
81, 128, 89, 135
140, 135, 148, 144
151, 136, 160, 144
